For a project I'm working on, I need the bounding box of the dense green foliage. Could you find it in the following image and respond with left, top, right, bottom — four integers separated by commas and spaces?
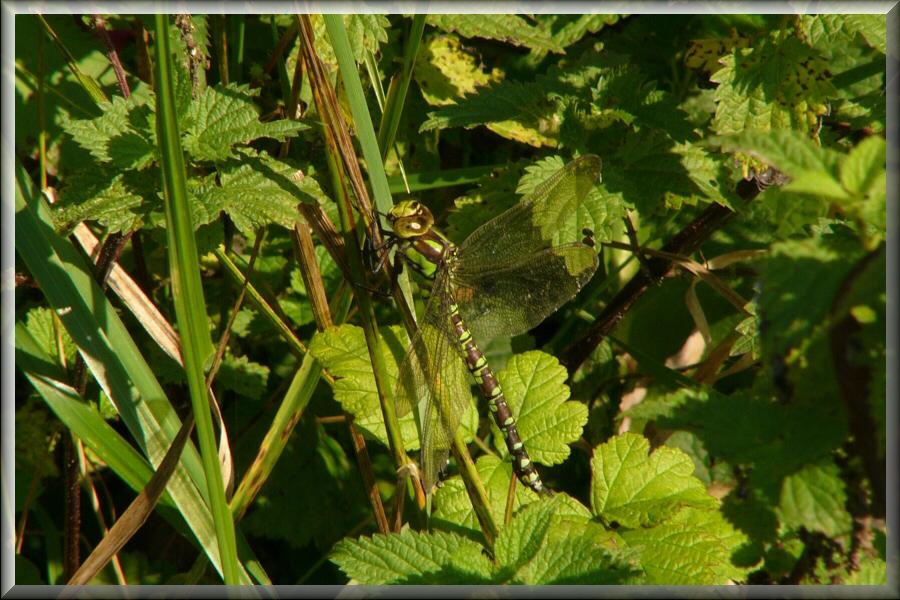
14, 12, 888, 587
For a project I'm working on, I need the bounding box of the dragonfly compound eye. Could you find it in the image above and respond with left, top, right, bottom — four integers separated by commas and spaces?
390, 200, 434, 238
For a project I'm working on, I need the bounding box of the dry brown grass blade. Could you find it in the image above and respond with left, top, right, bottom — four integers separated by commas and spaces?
72, 223, 236, 503
65, 415, 194, 587
296, 14, 379, 242
603, 240, 752, 315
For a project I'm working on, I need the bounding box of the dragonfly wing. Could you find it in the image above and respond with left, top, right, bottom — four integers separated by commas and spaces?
458, 155, 602, 262
453, 242, 598, 340
394, 269, 474, 491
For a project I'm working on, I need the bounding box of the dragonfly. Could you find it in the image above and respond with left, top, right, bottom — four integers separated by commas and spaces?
381, 155, 602, 495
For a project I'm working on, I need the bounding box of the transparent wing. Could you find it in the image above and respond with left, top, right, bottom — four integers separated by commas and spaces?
458, 155, 602, 263
393, 268, 473, 492
452, 155, 602, 340
452, 243, 598, 340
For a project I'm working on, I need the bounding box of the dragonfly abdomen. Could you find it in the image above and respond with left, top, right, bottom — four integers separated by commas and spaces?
448, 303, 545, 495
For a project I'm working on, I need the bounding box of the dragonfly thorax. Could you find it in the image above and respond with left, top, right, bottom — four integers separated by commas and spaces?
388, 200, 435, 239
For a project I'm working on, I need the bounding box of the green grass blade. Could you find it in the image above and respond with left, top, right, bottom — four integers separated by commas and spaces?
387, 164, 498, 194
152, 14, 239, 584
377, 14, 426, 159
12, 155, 250, 583
323, 15, 393, 216
15, 324, 163, 503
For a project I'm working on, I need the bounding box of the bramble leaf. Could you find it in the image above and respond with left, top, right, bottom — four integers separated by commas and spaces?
590, 433, 716, 528
434, 454, 539, 533
308, 324, 478, 452
620, 506, 751, 584
778, 459, 852, 538
493, 351, 588, 466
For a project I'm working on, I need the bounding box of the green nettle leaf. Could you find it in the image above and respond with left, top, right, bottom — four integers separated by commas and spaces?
414, 34, 503, 107
711, 35, 837, 138
842, 14, 887, 54
244, 422, 367, 550
54, 166, 158, 234
620, 506, 750, 584
590, 433, 716, 528
493, 351, 588, 465
308, 324, 477, 452
516, 155, 625, 244
843, 557, 887, 585
15, 401, 62, 487
838, 135, 886, 232
311, 14, 389, 65
715, 129, 847, 199
426, 14, 563, 53
343, 14, 390, 61
530, 14, 622, 59
757, 237, 860, 360
434, 454, 539, 532
195, 154, 329, 234
604, 129, 731, 214
182, 83, 307, 162
446, 163, 525, 242
330, 529, 494, 584
778, 460, 852, 538
60, 96, 156, 169
24, 307, 78, 366
420, 79, 554, 135
214, 352, 269, 399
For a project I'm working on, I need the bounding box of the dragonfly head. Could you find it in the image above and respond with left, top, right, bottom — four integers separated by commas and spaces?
387, 200, 434, 239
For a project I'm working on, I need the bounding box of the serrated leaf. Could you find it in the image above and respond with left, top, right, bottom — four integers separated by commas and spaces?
433, 454, 539, 532
711, 36, 837, 138
842, 557, 887, 585
620, 506, 750, 584
427, 14, 562, 53
531, 14, 622, 59
840, 135, 886, 204
54, 167, 158, 234
494, 496, 558, 574
415, 34, 502, 107
311, 14, 390, 66
511, 512, 640, 584
344, 14, 390, 60
420, 79, 552, 133
590, 433, 716, 528
182, 83, 307, 162
656, 389, 848, 482
757, 237, 859, 359
605, 129, 730, 214
196, 154, 329, 234
492, 351, 588, 466
778, 460, 852, 538
214, 352, 269, 399
23, 307, 78, 366
308, 324, 478, 452
330, 529, 494, 584
60, 96, 156, 169
843, 15, 887, 54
